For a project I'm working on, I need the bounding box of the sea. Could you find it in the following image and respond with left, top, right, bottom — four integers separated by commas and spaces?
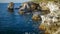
0, 3, 43, 34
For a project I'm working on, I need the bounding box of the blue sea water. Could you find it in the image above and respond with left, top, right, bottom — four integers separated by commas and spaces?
0, 3, 43, 34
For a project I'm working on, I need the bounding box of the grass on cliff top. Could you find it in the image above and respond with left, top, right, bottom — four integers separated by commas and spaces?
31, 0, 60, 3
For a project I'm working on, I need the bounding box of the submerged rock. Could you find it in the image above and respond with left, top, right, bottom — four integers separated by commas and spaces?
18, 10, 25, 15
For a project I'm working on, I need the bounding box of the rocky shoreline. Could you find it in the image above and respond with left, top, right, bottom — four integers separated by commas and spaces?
7, 1, 60, 34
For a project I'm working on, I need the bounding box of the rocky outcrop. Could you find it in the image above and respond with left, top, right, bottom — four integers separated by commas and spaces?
8, 2, 14, 10
18, 1, 60, 34
19, 2, 41, 15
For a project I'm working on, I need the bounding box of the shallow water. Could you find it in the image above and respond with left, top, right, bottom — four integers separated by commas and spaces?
0, 3, 42, 34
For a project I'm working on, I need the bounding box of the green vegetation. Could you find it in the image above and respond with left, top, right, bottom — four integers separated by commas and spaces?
31, 0, 60, 3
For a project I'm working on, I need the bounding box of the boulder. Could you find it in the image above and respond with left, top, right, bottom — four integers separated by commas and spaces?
8, 2, 14, 10
19, 11, 25, 15
32, 14, 41, 21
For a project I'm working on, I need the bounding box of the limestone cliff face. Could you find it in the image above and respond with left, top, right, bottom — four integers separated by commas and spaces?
39, 1, 60, 34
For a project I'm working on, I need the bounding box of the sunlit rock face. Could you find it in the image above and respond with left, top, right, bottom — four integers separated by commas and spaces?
39, 1, 60, 34
47, 1, 60, 16
39, 2, 50, 15
19, 2, 30, 15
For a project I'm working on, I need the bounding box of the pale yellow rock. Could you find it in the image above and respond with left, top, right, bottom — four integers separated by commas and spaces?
44, 30, 50, 34
19, 11, 24, 15
31, 5, 36, 10
32, 15, 41, 21
39, 24, 46, 30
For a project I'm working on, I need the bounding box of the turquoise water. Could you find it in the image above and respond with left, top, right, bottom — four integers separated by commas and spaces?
0, 3, 43, 34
